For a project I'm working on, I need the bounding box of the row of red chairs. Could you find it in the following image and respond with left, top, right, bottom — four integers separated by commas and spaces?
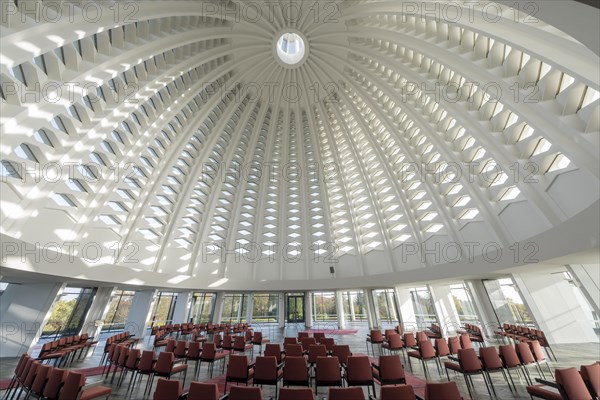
5, 353, 112, 400
150, 322, 252, 339
462, 323, 485, 343
497, 324, 556, 360
37, 333, 97, 367
526, 363, 599, 399
98, 331, 138, 365
153, 378, 463, 400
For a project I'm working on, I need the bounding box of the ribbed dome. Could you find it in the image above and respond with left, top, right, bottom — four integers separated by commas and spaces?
1, 1, 599, 290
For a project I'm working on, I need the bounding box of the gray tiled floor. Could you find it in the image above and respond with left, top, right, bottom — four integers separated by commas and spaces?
2, 323, 598, 399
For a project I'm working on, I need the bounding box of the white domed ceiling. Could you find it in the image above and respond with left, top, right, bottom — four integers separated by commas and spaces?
1, 1, 599, 290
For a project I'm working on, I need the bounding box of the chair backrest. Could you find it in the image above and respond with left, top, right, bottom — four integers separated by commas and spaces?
529, 340, 546, 362
346, 356, 373, 381
30, 364, 52, 395
331, 345, 351, 364
285, 343, 304, 357
227, 355, 250, 379
253, 331, 263, 342
58, 371, 85, 400
329, 387, 365, 400
404, 333, 417, 347
233, 335, 247, 350
254, 356, 278, 380
460, 333, 473, 349
448, 336, 462, 354
264, 343, 283, 362
222, 335, 233, 348
380, 385, 416, 400
202, 342, 217, 359
298, 332, 309, 339
499, 344, 521, 368
378, 355, 405, 381
229, 386, 263, 400
387, 333, 403, 349
425, 382, 462, 400
117, 346, 129, 365
187, 382, 220, 400
278, 387, 315, 400
581, 363, 600, 398
458, 348, 481, 373
283, 356, 309, 381
124, 348, 140, 369
479, 346, 503, 370
419, 340, 436, 358
154, 351, 175, 374
435, 338, 450, 357
369, 330, 384, 342
13, 353, 28, 375
314, 332, 326, 342
165, 339, 176, 353
153, 378, 182, 400
384, 329, 396, 338
300, 337, 317, 349
515, 342, 536, 364
555, 367, 593, 400
307, 344, 328, 363
321, 338, 335, 352
23, 361, 40, 387
43, 367, 66, 399
138, 350, 155, 372
174, 340, 187, 356
416, 331, 427, 343
187, 341, 201, 358
316, 356, 341, 382
284, 337, 298, 345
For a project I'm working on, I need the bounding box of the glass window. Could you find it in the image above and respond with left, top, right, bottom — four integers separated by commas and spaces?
188, 292, 215, 323
374, 289, 400, 328
449, 283, 480, 325
221, 293, 249, 323
342, 290, 368, 322
252, 293, 279, 323
410, 287, 438, 329
102, 290, 134, 333
483, 278, 534, 326
42, 287, 96, 337
312, 292, 337, 322
149, 291, 178, 327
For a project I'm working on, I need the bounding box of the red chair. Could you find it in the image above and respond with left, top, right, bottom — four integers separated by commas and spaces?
366, 330, 384, 356
284, 337, 298, 346
328, 387, 365, 400
407, 340, 440, 378
527, 367, 592, 400
283, 356, 310, 387
331, 345, 352, 366
186, 382, 221, 400
480, 346, 515, 393
345, 355, 375, 396
233, 335, 253, 355
200, 342, 227, 378
186, 341, 202, 378
307, 344, 328, 371
459, 333, 473, 350
228, 385, 262, 400
278, 387, 315, 400
530, 340, 554, 378
444, 348, 491, 398
314, 332, 326, 343
448, 336, 461, 355
265, 343, 285, 363
174, 340, 187, 360
27, 363, 52, 398
416, 331, 428, 343
151, 351, 188, 388
371, 355, 406, 386
285, 344, 305, 357
434, 338, 451, 366
298, 332, 310, 339
254, 356, 283, 397
581, 363, 600, 398
224, 355, 254, 393
252, 331, 271, 356
221, 335, 234, 354
379, 385, 416, 400
300, 337, 317, 350
425, 381, 463, 400
403, 333, 417, 348
4, 353, 29, 397
516, 342, 543, 382
57, 371, 112, 400
315, 356, 342, 394
382, 333, 405, 362
153, 378, 182, 400
320, 338, 335, 354
41, 367, 67, 400
499, 344, 531, 386
130, 350, 155, 395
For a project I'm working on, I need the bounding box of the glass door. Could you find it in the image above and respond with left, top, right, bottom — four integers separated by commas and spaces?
286, 294, 304, 323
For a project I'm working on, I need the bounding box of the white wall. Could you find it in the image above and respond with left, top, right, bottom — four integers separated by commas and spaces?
429, 284, 461, 336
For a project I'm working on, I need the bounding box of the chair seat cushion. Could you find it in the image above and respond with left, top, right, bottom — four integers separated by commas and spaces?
444, 362, 462, 372
172, 364, 188, 374
407, 351, 420, 358
80, 386, 112, 400
526, 385, 562, 400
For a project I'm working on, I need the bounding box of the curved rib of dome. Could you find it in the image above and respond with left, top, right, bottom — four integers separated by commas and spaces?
1, 0, 598, 290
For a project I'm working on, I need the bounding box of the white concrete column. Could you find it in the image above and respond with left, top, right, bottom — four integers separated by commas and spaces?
336, 291, 346, 329
396, 287, 417, 332
212, 292, 225, 324
364, 289, 378, 329
278, 293, 285, 329
125, 289, 156, 339
80, 286, 115, 338
305, 292, 313, 328
429, 284, 461, 336
567, 264, 600, 313
171, 291, 192, 324
512, 272, 597, 344
245, 293, 254, 323
348, 292, 357, 322
465, 279, 498, 338
0, 282, 66, 357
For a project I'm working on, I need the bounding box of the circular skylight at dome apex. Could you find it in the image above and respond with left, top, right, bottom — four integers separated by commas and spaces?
276, 32, 306, 65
